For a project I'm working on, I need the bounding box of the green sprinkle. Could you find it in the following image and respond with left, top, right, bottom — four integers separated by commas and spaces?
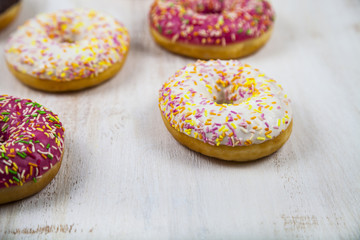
54, 124, 61, 128
20, 140, 30, 144
3, 116, 9, 122
47, 154, 53, 159
37, 110, 46, 114
1, 112, 10, 115
157, 25, 162, 33
256, 6, 262, 14
33, 177, 37, 183
8, 169, 17, 175
46, 144, 50, 149
13, 176, 20, 182
166, 30, 173, 34
1, 153, 8, 160
32, 114, 38, 117
0, 98, 5, 101
35, 140, 40, 143
48, 117, 57, 122
237, 28, 243, 34
246, 29, 251, 35
15, 99, 22, 102
16, 152, 27, 159
1, 152, 8, 160
2, 125, 8, 132
26, 119, 30, 123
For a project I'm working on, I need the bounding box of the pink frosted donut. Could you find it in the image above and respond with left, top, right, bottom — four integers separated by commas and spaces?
149, 0, 275, 59
0, 95, 65, 204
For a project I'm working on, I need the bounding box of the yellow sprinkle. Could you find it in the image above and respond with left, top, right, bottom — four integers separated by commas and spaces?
266, 135, 272, 139
231, 123, 237, 129
257, 137, 266, 141
278, 119, 281, 127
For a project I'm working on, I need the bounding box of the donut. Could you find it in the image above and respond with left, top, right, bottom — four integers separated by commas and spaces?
149, 0, 275, 59
159, 60, 292, 161
5, 9, 130, 92
0, 0, 21, 30
0, 95, 65, 204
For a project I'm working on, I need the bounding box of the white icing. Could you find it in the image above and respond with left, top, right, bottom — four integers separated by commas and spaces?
159, 60, 292, 146
5, 9, 129, 81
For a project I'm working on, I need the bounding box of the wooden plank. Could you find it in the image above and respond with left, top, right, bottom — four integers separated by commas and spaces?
0, 0, 359, 239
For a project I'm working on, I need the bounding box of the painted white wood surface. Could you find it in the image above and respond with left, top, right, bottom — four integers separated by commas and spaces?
0, 0, 359, 239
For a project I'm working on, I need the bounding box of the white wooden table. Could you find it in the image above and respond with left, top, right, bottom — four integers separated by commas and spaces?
0, 0, 359, 239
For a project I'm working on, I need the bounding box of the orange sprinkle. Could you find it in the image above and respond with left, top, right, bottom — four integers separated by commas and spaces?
26, 147, 32, 154
28, 162, 38, 167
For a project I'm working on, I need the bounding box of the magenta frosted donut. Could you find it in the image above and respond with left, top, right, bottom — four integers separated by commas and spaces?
0, 95, 65, 204
149, 0, 275, 59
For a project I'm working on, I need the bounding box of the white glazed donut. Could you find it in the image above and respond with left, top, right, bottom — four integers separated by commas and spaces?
5, 9, 130, 92
159, 60, 293, 161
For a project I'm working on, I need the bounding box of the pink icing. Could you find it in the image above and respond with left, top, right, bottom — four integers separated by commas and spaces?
149, 0, 275, 45
0, 95, 65, 189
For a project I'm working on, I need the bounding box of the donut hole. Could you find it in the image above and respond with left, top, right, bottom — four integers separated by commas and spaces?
44, 20, 84, 44
184, 1, 225, 14
209, 81, 259, 105
46, 28, 80, 44
196, 1, 224, 14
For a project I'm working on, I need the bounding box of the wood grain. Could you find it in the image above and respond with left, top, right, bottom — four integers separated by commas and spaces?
0, 0, 359, 239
